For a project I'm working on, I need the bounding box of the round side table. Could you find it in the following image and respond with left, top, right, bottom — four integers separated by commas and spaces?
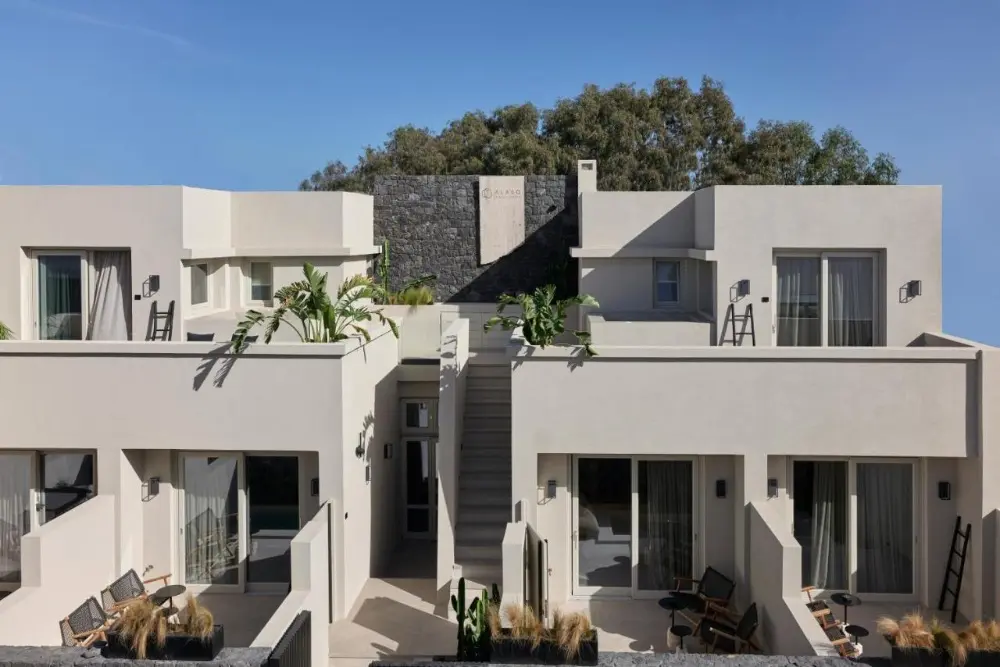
831, 592, 862, 624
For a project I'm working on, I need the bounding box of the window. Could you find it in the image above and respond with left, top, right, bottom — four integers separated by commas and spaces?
775, 253, 878, 347
34, 252, 88, 340
249, 262, 273, 303
654, 261, 680, 306
190, 263, 209, 306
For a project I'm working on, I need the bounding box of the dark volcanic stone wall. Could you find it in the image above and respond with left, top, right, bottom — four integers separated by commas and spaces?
373, 175, 578, 302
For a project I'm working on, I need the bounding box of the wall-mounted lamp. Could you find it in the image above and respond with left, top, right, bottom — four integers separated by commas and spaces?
148, 274, 160, 293
355, 433, 365, 459
938, 481, 952, 501
715, 479, 727, 499
737, 279, 751, 298
310, 478, 319, 497
767, 478, 779, 499
546, 480, 557, 500
907, 280, 922, 299
147, 477, 160, 497
365, 464, 371, 484
384, 443, 393, 459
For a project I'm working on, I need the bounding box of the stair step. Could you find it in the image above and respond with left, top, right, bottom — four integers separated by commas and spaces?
459, 507, 511, 524
460, 489, 510, 507
460, 475, 511, 491
466, 390, 511, 405
464, 403, 512, 418
462, 458, 510, 474
467, 378, 511, 392
464, 416, 510, 431
457, 523, 508, 542
456, 560, 504, 588
467, 365, 511, 379
457, 543, 503, 561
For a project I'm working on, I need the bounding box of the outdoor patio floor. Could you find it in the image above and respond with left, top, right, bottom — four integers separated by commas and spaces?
194, 592, 285, 648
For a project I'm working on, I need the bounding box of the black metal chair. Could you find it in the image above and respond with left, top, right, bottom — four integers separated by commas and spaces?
674, 566, 737, 630
699, 602, 759, 654
100, 568, 172, 614
60, 597, 112, 647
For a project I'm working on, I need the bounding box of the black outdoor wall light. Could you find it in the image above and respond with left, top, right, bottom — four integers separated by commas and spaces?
715, 479, 727, 498
939, 481, 951, 500
147, 477, 160, 497
737, 279, 751, 298
907, 280, 922, 298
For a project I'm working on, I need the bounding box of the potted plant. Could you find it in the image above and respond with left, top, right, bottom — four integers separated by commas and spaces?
231, 263, 400, 349
0, 321, 12, 340
489, 603, 598, 666
879, 614, 1000, 667
104, 596, 223, 661
370, 240, 437, 305
484, 285, 599, 356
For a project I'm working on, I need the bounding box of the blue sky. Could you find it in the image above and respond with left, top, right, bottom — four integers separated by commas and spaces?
1, 0, 997, 342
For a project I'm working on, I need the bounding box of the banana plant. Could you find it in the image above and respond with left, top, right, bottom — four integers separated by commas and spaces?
231, 263, 398, 350
484, 284, 599, 356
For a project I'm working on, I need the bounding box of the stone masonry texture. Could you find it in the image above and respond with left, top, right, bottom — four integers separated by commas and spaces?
0, 646, 270, 667
373, 175, 579, 302
371, 654, 872, 667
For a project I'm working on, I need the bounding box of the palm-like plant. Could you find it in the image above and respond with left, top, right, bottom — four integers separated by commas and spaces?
484, 285, 599, 356
231, 263, 399, 350
0, 321, 12, 340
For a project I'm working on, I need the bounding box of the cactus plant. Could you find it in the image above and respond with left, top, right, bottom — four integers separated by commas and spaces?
450, 578, 498, 661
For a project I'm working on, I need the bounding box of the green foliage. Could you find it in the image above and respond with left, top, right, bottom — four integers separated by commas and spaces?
300, 76, 899, 192
369, 240, 436, 305
0, 321, 12, 340
484, 285, 599, 356
231, 263, 399, 350
450, 577, 492, 661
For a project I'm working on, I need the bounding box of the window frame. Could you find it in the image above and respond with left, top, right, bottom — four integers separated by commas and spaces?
246, 261, 274, 306
31, 250, 91, 341
772, 251, 881, 347
189, 262, 211, 308
653, 260, 681, 308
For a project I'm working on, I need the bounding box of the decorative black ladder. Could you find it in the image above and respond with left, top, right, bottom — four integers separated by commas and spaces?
146, 300, 175, 341
938, 515, 972, 623
721, 302, 756, 346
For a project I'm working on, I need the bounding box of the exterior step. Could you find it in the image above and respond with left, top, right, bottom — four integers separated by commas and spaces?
456, 542, 503, 561
465, 390, 511, 405
460, 475, 510, 491
459, 506, 511, 525
456, 522, 507, 542
459, 488, 510, 508
464, 416, 510, 432
464, 403, 511, 419
467, 377, 511, 392
467, 365, 511, 379
462, 457, 510, 474
462, 433, 511, 448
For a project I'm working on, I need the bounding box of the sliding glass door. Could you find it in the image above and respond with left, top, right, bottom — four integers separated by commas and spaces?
0, 455, 33, 590
181, 455, 244, 590
573, 457, 697, 598
35, 252, 88, 340
775, 253, 879, 347
792, 459, 916, 598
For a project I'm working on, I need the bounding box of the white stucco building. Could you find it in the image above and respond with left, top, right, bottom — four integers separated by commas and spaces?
0, 162, 994, 660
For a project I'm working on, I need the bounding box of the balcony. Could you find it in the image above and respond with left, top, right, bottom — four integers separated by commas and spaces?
509, 333, 995, 459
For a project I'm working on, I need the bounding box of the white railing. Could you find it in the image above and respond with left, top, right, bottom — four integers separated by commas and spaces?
252, 501, 332, 667
0, 496, 117, 646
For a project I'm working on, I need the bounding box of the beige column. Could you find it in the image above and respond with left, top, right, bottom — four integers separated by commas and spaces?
734, 452, 768, 606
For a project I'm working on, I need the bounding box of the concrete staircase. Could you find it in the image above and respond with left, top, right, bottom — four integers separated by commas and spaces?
455, 363, 511, 592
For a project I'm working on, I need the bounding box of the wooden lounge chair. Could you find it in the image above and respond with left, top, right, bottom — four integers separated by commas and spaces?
674, 566, 737, 630
100, 568, 172, 614
60, 597, 112, 648
802, 586, 837, 629
698, 602, 760, 654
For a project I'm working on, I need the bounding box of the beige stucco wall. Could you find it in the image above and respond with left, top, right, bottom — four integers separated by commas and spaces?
579, 192, 695, 249
437, 319, 469, 593
230, 191, 366, 251
710, 186, 942, 347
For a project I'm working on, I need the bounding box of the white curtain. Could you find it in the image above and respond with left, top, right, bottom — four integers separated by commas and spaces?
184, 457, 239, 585
639, 461, 693, 590
858, 463, 913, 593
828, 257, 874, 346
0, 455, 31, 584
776, 258, 821, 346
809, 462, 846, 589
87, 251, 132, 341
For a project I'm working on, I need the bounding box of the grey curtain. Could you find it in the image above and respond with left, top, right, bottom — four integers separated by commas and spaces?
828, 257, 874, 346
87, 251, 132, 341
809, 462, 846, 589
777, 258, 821, 346
639, 461, 693, 590
857, 463, 913, 593
0, 455, 31, 584
38, 255, 83, 340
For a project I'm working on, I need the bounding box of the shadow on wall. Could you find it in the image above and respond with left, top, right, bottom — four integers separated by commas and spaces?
192, 344, 240, 390
452, 185, 578, 302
